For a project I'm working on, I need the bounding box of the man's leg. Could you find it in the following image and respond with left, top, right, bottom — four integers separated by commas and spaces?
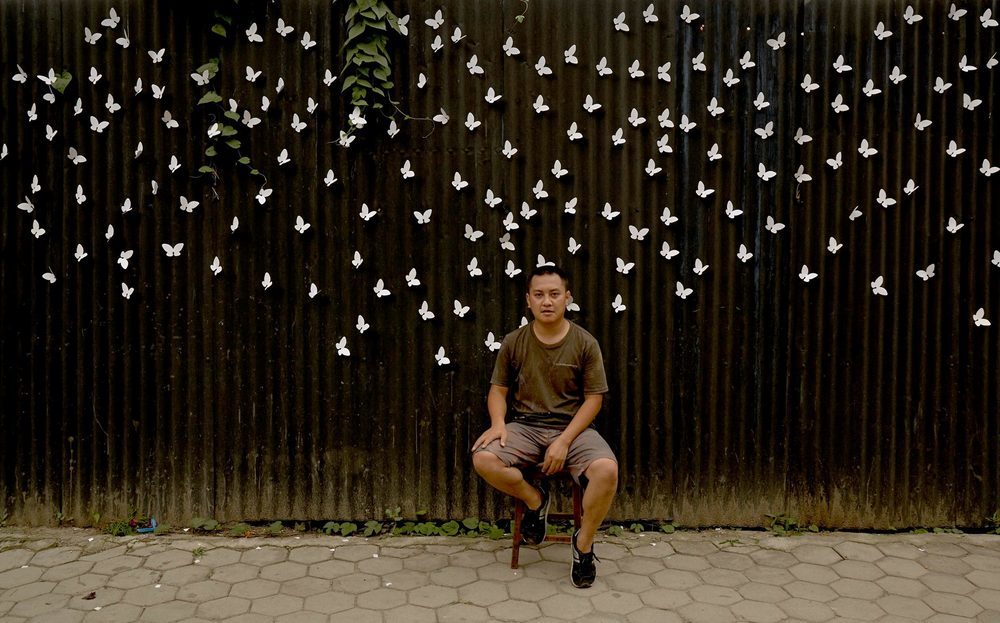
472, 451, 544, 510
575, 458, 618, 553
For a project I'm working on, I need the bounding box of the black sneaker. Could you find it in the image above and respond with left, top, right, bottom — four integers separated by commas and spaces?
571, 530, 599, 588
520, 482, 549, 545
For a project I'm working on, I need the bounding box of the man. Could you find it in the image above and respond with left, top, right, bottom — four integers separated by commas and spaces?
471, 265, 618, 588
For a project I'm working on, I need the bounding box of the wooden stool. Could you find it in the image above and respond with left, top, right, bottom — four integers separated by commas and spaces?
510, 471, 583, 569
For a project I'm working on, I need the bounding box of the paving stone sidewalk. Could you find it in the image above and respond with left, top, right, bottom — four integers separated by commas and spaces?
0, 527, 998, 623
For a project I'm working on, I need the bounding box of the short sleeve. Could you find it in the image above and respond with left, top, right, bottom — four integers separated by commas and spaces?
582, 338, 609, 394
489, 336, 514, 387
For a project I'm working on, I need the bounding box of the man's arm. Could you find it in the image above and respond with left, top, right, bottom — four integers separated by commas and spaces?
471, 384, 510, 451
539, 393, 604, 474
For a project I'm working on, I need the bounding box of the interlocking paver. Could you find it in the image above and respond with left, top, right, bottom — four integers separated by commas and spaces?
196, 595, 251, 619
730, 600, 786, 623
331, 572, 381, 593
31, 548, 83, 568
409, 584, 459, 608
638, 587, 691, 609
144, 550, 192, 571
477, 561, 522, 582
616, 557, 663, 575
829, 596, 886, 620
969, 587, 1000, 611
328, 607, 383, 623
91, 556, 143, 576
159, 564, 210, 586
382, 568, 428, 590
790, 562, 840, 584
122, 584, 177, 606
539, 593, 594, 619
676, 601, 737, 622
833, 560, 885, 581
605, 572, 653, 592
385, 604, 436, 623
663, 553, 710, 571
698, 567, 749, 587
52, 573, 108, 595
488, 598, 543, 621
591, 590, 642, 614
786, 580, 838, 602
302, 590, 354, 614
250, 593, 303, 616
403, 553, 450, 572
29, 609, 86, 623
2, 579, 55, 601
736, 582, 789, 603
0, 549, 33, 572
877, 594, 936, 619
449, 550, 497, 569
229, 578, 279, 599
966, 554, 1000, 572
522, 560, 568, 581
690, 584, 741, 606
356, 587, 407, 610
832, 577, 885, 600
922, 573, 977, 595
967, 570, 1000, 590
176, 579, 230, 602
275, 612, 326, 623
438, 603, 491, 622
80, 602, 142, 622
280, 575, 331, 597
651, 568, 701, 590
706, 551, 754, 571
66, 588, 125, 610
357, 556, 403, 576
744, 565, 794, 585
924, 555, 975, 576
923, 592, 984, 617
877, 575, 928, 598
241, 547, 287, 566
671, 541, 718, 556
835, 542, 884, 562
921, 542, 968, 557
288, 547, 333, 565
0, 566, 43, 589
196, 548, 241, 568
259, 561, 307, 582
106, 567, 161, 590
458, 580, 508, 606
794, 545, 843, 565
9, 592, 69, 617
307, 559, 355, 579
626, 606, 684, 623
333, 545, 379, 562
750, 549, 798, 568
211, 563, 259, 583
138, 600, 197, 622
631, 544, 672, 559
778, 596, 837, 621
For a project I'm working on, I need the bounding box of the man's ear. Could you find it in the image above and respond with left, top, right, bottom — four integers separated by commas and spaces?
565, 290, 572, 302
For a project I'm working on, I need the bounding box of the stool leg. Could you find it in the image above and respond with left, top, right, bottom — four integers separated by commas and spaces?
511, 500, 524, 569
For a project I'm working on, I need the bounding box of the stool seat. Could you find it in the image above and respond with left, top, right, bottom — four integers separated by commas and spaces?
510, 471, 583, 569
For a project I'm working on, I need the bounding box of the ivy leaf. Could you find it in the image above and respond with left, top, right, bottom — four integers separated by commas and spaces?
211, 23, 227, 37
225, 139, 241, 149
197, 91, 223, 105
212, 10, 233, 25
196, 59, 220, 77
224, 111, 240, 121
52, 71, 73, 94
237, 157, 250, 165
205, 146, 217, 157
197, 165, 216, 174
221, 125, 238, 137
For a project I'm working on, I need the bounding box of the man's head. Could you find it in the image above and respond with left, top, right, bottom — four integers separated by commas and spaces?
525, 265, 571, 325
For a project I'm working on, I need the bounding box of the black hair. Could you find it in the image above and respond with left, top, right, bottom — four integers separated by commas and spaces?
525, 265, 569, 292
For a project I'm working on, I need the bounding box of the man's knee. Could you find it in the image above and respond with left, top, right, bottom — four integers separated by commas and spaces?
472, 450, 502, 476
586, 459, 618, 489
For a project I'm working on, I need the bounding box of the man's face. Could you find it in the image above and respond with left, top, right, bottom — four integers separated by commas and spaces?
526, 274, 571, 325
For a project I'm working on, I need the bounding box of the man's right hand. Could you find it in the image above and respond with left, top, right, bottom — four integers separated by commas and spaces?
471, 425, 507, 451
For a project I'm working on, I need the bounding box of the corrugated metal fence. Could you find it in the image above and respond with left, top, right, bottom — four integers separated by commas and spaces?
1, 0, 997, 528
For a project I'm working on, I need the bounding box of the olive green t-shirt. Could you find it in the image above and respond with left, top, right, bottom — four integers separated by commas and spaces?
490, 321, 609, 426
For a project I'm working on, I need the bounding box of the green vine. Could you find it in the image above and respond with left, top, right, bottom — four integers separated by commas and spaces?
342, 0, 402, 129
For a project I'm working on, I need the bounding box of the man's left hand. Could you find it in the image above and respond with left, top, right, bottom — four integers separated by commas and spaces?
540, 438, 570, 475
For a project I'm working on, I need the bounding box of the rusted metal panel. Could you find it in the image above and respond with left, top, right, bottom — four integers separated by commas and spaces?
0, 0, 996, 528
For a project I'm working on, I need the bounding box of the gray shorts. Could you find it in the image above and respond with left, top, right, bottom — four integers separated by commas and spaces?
473, 421, 617, 483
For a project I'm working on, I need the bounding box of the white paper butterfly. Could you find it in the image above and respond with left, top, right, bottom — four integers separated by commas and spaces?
611, 294, 627, 313
737, 244, 753, 263
467, 257, 483, 277
336, 337, 350, 357
675, 281, 693, 299
161, 243, 184, 257
870, 276, 888, 296
434, 346, 450, 366
973, 308, 991, 327
828, 237, 843, 254
798, 265, 818, 282
660, 242, 680, 260
356, 315, 370, 333
453, 300, 470, 317
916, 264, 936, 281
373, 279, 391, 297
